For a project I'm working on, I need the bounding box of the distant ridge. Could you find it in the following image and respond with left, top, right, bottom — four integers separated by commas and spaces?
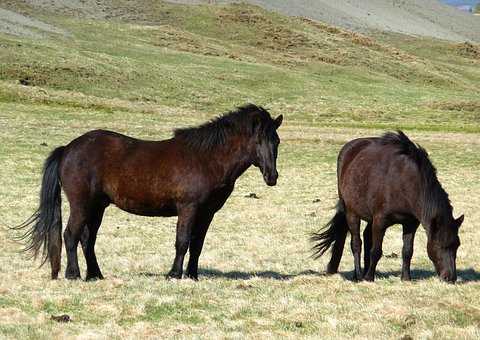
441, 0, 479, 6
170, 0, 480, 42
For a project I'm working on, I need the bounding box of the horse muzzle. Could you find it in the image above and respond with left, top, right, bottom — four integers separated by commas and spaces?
263, 170, 278, 186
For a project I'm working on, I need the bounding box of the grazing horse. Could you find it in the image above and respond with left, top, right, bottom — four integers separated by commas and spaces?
17, 104, 283, 281
312, 131, 463, 282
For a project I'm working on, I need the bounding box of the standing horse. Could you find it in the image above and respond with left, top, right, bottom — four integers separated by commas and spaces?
312, 131, 463, 282
17, 104, 283, 281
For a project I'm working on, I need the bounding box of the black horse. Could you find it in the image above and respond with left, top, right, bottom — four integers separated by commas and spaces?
16, 104, 283, 281
312, 131, 463, 282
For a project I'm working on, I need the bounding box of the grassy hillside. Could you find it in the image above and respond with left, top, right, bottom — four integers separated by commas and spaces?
1, 1, 479, 131
0, 1, 479, 339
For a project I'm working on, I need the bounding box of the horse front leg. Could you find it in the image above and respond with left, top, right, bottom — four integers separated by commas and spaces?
401, 221, 419, 281
167, 204, 197, 280
185, 211, 214, 280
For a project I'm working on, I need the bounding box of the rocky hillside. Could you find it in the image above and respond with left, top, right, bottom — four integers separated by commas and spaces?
172, 0, 480, 42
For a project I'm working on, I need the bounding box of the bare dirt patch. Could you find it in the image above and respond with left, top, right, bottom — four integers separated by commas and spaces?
0, 8, 65, 38
456, 42, 480, 59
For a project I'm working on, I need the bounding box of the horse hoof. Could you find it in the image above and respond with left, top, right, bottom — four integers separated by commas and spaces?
352, 274, 364, 282
185, 273, 199, 281
85, 273, 104, 281
65, 273, 81, 280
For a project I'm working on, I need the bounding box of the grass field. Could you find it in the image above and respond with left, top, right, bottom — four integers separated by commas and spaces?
0, 1, 479, 339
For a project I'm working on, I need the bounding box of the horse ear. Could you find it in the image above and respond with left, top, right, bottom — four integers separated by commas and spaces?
274, 115, 283, 129
455, 214, 464, 229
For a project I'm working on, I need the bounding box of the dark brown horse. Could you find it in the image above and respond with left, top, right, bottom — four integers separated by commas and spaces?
312, 131, 463, 282
17, 104, 283, 281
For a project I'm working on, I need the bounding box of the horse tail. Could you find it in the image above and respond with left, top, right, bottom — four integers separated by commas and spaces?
311, 199, 348, 259
13, 146, 65, 271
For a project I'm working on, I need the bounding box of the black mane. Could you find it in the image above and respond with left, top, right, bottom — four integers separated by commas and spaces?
380, 131, 452, 224
174, 104, 271, 151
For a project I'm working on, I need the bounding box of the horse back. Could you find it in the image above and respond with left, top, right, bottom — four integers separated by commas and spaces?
58, 130, 213, 216
337, 137, 421, 222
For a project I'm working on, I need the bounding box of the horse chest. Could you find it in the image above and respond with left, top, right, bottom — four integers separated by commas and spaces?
202, 184, 234, 212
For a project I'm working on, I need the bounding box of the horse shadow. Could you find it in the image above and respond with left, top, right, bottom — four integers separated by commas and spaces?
138, 268, 480, 283
198, 268, 325, 280
337, 267, 480, 283
138, 269, 325, 280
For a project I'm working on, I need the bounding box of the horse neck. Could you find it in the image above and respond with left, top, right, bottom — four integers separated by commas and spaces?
420, 180, 453, 230
208, 135, 255, 184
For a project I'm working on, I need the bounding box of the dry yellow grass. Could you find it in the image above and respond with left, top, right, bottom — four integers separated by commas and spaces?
0, 2, 479, 338
1, 103, 479, 339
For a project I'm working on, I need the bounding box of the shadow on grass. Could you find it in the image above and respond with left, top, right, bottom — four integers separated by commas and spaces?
138, 268, 480, 282
199, 268, 325, 280
337, 267, 480, 283
138, 269, 325, 280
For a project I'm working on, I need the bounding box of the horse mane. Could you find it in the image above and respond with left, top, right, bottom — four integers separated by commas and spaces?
173, 104, 270, 151
380, 131, 452, 224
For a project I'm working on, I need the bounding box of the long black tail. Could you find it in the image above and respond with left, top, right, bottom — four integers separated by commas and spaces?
13, 146, 65, 265
311, 199, 348, 258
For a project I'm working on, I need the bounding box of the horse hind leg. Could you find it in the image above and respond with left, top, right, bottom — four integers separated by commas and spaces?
363, 222, 372, 276
346, 212, 362, 281
80, 205, 106, 281
48, 213, 63, 279
64, 207, 88, 280
326, 221, 348, 275
364, 216, 387, 282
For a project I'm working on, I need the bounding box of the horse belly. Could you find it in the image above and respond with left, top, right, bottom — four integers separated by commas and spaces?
105, 177, 179, 217
118, 203, 177, 217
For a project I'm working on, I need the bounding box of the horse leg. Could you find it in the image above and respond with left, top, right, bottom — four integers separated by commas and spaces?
185, 212, 214, 280
167, 204, 197, 280
346, 212, 362, 281
364, 217, 386, 282
401, 221, 419, 281
80, 206, 105, 281
49, 212, 62, 280
363, 222, 372, 276
326, 222, 348, 275
64, 207, 87, 280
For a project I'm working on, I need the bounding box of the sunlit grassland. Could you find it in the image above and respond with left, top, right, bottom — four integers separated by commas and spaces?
0, 1, 479, 339
1, 104, 479, 339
